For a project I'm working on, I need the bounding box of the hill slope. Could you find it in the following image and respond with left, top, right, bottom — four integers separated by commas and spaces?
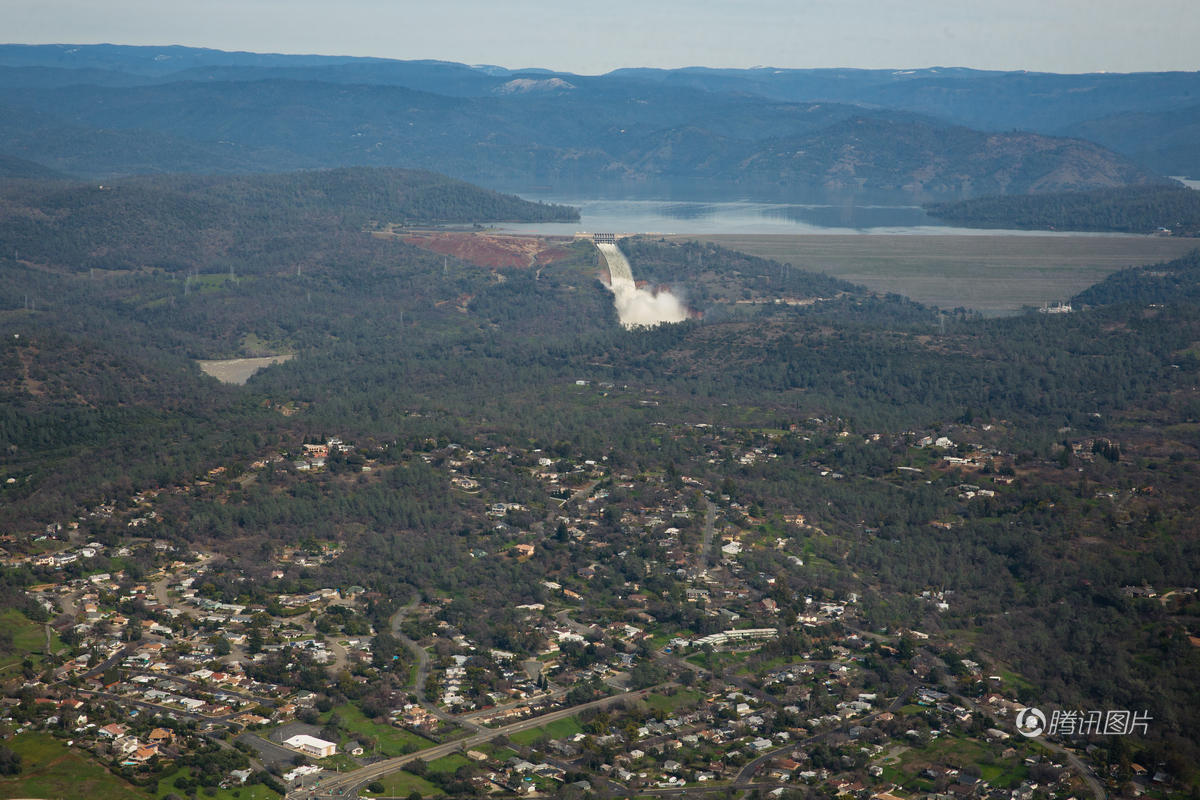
0, 167, 577, 275
1073, 249, 1200, 306
925, 186, 1200, 234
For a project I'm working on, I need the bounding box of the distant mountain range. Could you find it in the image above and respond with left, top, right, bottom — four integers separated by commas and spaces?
0, 44, 1195, 200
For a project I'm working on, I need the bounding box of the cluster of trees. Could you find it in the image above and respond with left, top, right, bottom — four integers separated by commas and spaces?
1073, 248, 1200, 306
0, 745, 20, 776
925, 186, 1200, 234
0, 168, 575, 276
620, 237, 858, 311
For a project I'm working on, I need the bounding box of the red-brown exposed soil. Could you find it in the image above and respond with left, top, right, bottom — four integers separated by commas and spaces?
402, 232, 573, 269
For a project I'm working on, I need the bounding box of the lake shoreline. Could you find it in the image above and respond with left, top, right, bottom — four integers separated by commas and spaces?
497, 197, 1162, 237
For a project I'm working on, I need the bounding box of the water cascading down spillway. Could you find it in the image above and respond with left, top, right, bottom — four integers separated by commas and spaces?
595, 239, 687, 329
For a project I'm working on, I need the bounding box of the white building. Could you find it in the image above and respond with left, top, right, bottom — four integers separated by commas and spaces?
284, 734, 337, 758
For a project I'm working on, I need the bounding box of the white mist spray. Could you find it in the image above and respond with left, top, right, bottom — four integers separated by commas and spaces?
596, 241, 688, 329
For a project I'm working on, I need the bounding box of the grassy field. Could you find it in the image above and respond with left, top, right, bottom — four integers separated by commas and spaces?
683, 234, 1199, 315
507, 715, 583, 746
360, 769, 440, 797
643, 688, 703, 714
482, 744, 518, 763
157, 768, 280, 799
893, 732, 1029, 790
322, 703, 434, 757
0, 732, 150, 800
0, 608, 62, 676
685, 649, 750, 673
424, 753, 471, 775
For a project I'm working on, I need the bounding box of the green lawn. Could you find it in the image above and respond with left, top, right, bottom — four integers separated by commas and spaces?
424, 753, 470, 775
980, 761, 1029, 789
157, 767, 281, 799
996, 669, 1036, 694
323, 703, 434, 757
648, 631, 675, 649
360, 769, 440, 798
891, 732, 1026, 790
317, 753, 362, 773
508, 715, 582, 746
685, 650, 749, 672
0, 732, 150, 800
471, 742, 517, 762
0, 608, 63, 675
643, 689, 703, 714
488, 745, 518, 763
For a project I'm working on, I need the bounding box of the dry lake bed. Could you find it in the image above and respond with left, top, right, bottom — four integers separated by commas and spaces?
683, 234, 1199, 314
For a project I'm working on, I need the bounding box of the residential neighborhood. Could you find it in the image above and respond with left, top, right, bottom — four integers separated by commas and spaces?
0, 423, 1188, 800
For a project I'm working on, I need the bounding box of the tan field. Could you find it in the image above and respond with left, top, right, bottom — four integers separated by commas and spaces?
197, 355, 293, 385
680, 234, 1200, 315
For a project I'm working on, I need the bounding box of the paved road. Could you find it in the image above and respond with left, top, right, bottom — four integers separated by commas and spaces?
731, 679, 915, 786
302, 689, 649, 799
1036, 737, 1107, 800
701, 500, 716, 567
388, 598, 487, 734
58, 642, 135, 685
653, 641, 773, 707
152, 574, 170, 607
908, 645, 1106, 800
456, 689, 567, 722
554, 478, 602, 512
932, 671, 1106, 800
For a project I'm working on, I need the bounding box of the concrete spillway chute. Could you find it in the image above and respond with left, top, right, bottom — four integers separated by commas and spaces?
594, 239, 687, 329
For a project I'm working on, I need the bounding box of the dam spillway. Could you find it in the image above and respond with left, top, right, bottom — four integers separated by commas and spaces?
596, 241, 635, 286
594, 238, 687, 329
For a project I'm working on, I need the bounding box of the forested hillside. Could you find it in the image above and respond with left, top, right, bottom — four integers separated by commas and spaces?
1065, 103, 1200, 179
1073, 249, 1200, 306
0, 168, 576, 275
925, 185, 1200, 234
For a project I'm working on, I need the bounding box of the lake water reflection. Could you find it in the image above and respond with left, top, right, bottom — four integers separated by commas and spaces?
498, 198, 1104, 236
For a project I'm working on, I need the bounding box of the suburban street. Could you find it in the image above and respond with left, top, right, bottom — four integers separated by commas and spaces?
303, 689, 652, 798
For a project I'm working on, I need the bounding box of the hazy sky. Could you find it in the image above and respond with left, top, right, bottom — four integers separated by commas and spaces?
5, 0, 1199, 74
